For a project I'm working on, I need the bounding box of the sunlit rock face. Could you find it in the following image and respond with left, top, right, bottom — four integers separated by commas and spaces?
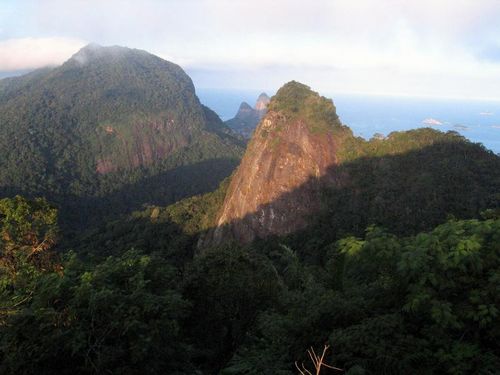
255, 92, 270, 114
209, 81, 350, 245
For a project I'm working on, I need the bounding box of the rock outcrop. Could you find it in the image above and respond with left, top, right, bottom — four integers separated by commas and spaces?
208, 81, 351, 245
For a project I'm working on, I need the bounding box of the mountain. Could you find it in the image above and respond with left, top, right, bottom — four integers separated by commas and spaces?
0, 44, 244, 226
204, 81, 500, 246
225, 92, 270, 138
209, 82, 350, 244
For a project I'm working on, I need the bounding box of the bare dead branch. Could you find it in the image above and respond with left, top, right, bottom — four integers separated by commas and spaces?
295, 344, 344, 374
322, 363, 344, 372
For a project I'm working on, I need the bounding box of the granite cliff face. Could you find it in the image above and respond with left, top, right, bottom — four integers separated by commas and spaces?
209, 82, 351, 244
225, 93, 270, 138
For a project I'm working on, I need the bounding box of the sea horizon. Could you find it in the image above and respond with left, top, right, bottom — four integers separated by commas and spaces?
197, 87, 500, 154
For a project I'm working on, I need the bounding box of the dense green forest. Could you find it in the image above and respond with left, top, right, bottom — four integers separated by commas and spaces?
1, 192, 499, 374
0, 45, 244, 228
1, 59, 499, 374
1, 125, 499, 373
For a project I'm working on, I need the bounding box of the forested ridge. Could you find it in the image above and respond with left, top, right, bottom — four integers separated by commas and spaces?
0, 65, 499, 374
0, 44, 244, 228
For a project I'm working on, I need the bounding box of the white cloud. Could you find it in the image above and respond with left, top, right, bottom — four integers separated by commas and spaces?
0, 37, 86, 70
422, 118, 443, 126
2, 1, 500, 98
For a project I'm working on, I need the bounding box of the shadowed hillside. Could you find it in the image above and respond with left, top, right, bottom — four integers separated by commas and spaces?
199, 137, 499, 248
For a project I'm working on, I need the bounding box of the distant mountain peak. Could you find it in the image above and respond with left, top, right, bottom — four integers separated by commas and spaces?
238, 102, 253, 111
255, 92, 270, 111
225, 92, 271, 138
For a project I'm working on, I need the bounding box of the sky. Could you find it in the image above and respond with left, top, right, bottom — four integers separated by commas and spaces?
1, 0, 500, 99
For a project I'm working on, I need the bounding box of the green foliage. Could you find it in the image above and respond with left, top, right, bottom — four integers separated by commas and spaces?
267, 81, 346, 135
222, 218, 500, 374
164, 177, 232, 234
1, 190, 499, 374
314, 130, 500, 241
1, 75, 499, 374
57, 118, 498, 374
0, 196, 58, 275
183, 245, 281, 372
0, 249, 191, 375
268, 81, 314, 114
67, 177, 232, 269
0, 45, 243, 229
332, 219, 500, 373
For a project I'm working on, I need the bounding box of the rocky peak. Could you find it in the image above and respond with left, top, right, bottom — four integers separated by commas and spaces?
238, 102, 254, 113
207, 82, 348, 245
255, 92, 270, 112
225, 92, 271, 138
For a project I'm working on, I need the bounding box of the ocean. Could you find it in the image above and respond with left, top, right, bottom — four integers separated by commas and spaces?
197, 88, 500, 154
